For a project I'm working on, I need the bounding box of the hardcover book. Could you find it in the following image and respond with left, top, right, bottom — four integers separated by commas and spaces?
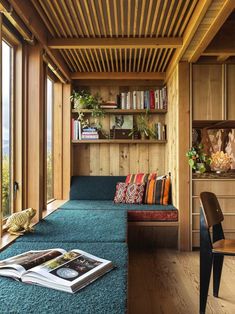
0, 248, 113, 293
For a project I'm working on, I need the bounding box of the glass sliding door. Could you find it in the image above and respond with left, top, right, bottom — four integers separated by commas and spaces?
1, 40, 13, 218
46, 77, 54, 201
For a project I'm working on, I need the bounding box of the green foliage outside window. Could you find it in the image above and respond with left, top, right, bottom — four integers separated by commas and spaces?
2, 155, 10, 218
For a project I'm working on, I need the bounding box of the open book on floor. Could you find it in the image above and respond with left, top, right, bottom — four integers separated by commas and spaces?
0, 248, 114, 293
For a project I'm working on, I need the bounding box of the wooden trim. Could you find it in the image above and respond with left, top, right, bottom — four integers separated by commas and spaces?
178, 62, 190, 251
62, 84, 71, 199
71, 72, 166, 80
72, 109, 167, 114
8, 0, 71, 81
128, 221, 179, 227
166, 0, 212, 81
48, 37, 183, 49
189, 0, 235, 62
72, 140, 167, 144
0, 13, 2, 237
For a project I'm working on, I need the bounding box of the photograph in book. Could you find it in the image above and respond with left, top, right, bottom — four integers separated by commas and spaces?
0, 248, 113, 293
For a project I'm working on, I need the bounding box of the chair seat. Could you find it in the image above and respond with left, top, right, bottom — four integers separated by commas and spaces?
213, 239, 235, 254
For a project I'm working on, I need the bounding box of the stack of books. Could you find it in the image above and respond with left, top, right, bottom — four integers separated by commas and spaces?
81, 127, 99, 140
155, 122, 167, 141
72, 119, 81, 140
120, 86, 167, 110
100, 101, 118, 109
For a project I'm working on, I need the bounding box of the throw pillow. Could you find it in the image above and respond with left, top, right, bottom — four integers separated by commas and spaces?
114, 182, 128, 203
125, 172, 157, 184
144, 175, 171, 205
125, 183, 145, 204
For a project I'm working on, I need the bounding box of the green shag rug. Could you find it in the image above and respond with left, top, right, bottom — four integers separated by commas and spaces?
59, 200, 177, 211
16, 209, 127, 243
0, 241, 127, 314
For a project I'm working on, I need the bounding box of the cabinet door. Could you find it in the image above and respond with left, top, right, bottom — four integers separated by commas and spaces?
227, 64, 235, 119
192, 64, 223, 120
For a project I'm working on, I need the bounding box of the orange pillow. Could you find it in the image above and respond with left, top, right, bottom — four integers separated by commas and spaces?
144, 176, 171, 205
125, 172, 157, 185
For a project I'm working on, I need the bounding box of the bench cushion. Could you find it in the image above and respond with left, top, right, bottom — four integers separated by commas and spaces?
16, 209, 127, 243
0, 241, 127, 314
128, 210, 178, 222
70, 176, 126, 200
59, 200, 177, 212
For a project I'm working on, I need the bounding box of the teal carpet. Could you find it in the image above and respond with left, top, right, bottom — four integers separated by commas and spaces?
0, 241, 127, 314
16, 209, 127, 243
59, 200, 177, 211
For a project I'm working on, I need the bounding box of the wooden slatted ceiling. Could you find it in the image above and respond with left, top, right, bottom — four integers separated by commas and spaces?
31, 0, 198, 73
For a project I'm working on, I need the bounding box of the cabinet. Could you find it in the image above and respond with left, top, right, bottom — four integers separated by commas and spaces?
191, 175, 235, 247
71, 83, 168, 177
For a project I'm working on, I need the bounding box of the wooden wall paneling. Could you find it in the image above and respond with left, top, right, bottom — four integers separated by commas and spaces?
148, 144, 165, 175
178, 62, 190, 251
99, 144, 110, 175
129, 144, 139, 173
119, 144, 130, 175
26, 43, 44, 221
62, 83, 71, 199
14, 45, 23, 211
72, 144, 90, 176
138, 144, 149, 173
227, 64, 235, 119
89, 144, 100, 175
109, 144, 120, 175
192, 64, 223, 120
53, 82, 63, 199
193, 180, 235, 196
193, 196, 235, 213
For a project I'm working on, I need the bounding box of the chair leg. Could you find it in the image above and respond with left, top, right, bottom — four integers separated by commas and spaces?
200, 251, 213, 314
213, 255, 224, 297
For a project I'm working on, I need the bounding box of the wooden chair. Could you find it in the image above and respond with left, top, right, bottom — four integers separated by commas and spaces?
199, 191, 235, 313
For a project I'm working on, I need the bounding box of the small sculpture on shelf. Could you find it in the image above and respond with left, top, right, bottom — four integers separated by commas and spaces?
186, 144, 211, 173
210, 151, 231, 173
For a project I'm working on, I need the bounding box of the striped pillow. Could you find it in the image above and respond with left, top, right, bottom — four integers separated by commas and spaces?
144, 176, 171, 205
125, 172, 157, 184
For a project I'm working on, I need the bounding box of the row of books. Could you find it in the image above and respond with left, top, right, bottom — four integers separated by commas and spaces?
155, 122, 167, 141
72, 119, 99, 140
119, 87, 167, 110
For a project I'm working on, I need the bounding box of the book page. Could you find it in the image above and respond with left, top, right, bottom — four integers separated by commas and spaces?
0, 249, 65, 272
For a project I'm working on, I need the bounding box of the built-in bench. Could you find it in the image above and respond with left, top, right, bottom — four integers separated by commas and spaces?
0, 175, 178, 313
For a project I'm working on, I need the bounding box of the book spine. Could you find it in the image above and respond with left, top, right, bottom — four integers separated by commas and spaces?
74, 120, 79, 140
121, 92, 126, 109
159, 89, 163, 109
78, 121, 81, 140
140, 91, 144, 109
150, 90, 155, 109
136, 91, 140, 109
126, 92, 131, 109
133, 91, 137, 110
116, 94, 121, 109
72, 118, 75, 140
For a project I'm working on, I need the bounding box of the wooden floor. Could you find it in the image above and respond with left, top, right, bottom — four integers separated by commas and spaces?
128, 248, 235, 314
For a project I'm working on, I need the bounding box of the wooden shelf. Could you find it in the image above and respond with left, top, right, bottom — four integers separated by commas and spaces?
72, 139, 167, 144
72, 109, 167, 114
193, 120, 235, 129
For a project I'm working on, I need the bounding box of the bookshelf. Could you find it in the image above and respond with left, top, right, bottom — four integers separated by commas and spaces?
72, 139, 167, 144
72, 109, 167, 114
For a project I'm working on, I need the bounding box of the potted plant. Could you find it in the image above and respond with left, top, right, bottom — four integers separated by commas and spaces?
130, 112, 155, 139
186, 144, 211, 173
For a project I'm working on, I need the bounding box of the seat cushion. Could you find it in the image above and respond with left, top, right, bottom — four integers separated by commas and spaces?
59, 200, 177, 212
16, 209, 127, 243
70, 176, 126, 200
0, 241, 127, 314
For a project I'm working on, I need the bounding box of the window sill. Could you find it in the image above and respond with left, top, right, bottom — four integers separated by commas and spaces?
0, 200, 67, 251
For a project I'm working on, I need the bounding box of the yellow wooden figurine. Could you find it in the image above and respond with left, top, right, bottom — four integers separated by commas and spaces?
6, 208, 36, 236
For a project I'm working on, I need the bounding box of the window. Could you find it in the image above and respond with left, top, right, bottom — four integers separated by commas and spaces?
46, 77, 54, 201
1, 40, 13, 219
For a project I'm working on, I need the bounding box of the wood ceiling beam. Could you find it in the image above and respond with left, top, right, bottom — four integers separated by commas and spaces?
8, 0, 71, 81
48, 37, 183, 49
188, 0, 235, 63
71, 72, 166, 80
166, 0, 212, 81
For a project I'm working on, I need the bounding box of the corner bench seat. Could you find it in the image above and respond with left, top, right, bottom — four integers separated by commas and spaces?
0, 241, 127, 314
59, 200, 178, 222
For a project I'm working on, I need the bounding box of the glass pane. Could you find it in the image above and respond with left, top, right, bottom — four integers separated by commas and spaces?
2, 41, 12, 218
47, 78, 53, 201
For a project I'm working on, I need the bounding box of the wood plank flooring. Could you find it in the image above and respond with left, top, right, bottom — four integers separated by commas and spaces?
128, 248, 235, 314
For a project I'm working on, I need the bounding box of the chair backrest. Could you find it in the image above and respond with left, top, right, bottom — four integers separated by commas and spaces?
200, 192, 224, 228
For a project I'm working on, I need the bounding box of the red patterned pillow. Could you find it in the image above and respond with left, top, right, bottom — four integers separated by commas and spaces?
125, 172, 157, 184
125, 183, 145, 204
114, 182, 128, 203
